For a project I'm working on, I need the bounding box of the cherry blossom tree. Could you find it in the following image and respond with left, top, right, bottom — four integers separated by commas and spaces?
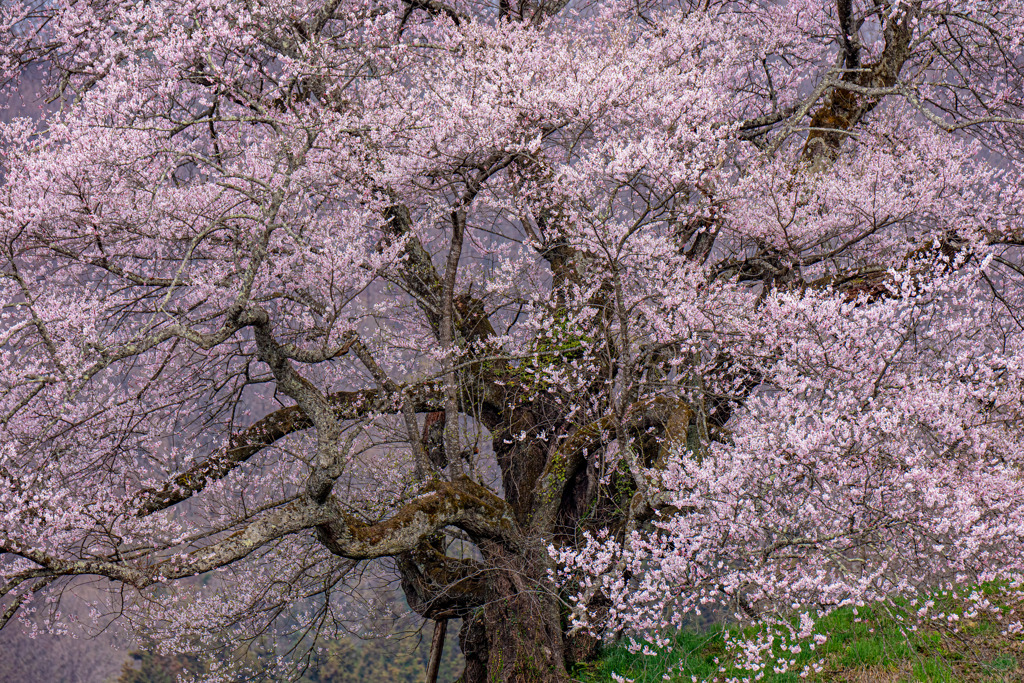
3, 0, 1024, 680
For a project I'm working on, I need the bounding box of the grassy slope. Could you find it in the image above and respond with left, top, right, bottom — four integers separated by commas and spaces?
577, 584, 1024, 683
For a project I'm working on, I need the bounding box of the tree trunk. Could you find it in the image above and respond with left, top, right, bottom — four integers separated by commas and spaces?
467, 543, 570, 683
399, 538, 572, 683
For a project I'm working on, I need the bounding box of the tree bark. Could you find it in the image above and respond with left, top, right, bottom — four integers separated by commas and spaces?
472, 543, 569, 683
403, 539, 571, 682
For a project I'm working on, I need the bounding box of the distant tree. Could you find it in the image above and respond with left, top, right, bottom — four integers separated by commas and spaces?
0, 622, 126, 683
298, 625, 463, 683
3, 0, 1024, 681
116, 649, 206, 683
112, 627, 463, 683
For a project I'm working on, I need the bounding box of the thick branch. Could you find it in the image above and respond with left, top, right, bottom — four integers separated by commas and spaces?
137, 384, 442, 515
315, 477, 519, 559
249, 308, 349, 503
0, 576, 56, 630
382, 203, 447, 336
441, 208, 467, 475
9, 480, 516, 594
802, 2, 917, 163
381, 202, 497, 345
531, 397, 695, 531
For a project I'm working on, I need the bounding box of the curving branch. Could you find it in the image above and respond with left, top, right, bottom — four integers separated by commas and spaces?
398, 541, 489, 619
315, 477, 520, 559
8, 479, 517, 597
398, 0, 467, 27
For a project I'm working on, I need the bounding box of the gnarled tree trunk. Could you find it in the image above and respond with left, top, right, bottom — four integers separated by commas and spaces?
472, 544, 568, 683
410, 553, 569, 683
399, 542, 571, 682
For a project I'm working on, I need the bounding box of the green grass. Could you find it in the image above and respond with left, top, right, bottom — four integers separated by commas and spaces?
576, 584, 1024, 683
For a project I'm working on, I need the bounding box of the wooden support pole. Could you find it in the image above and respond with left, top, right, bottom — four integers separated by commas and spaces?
425, 618, 448, 683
